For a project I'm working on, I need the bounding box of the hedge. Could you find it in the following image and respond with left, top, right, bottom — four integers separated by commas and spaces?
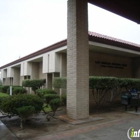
0, 86, 9, 93
53, 77, 67, 88
0, 94, 43, 129
0, 94, 43, 115
36, 89, 57, 96
53, 77, 140, 90
22, 79, 46, 93
89, 76, 118, 90
7, 86, 27, 95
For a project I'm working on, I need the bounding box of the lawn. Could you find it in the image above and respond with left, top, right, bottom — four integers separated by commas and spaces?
0, 92, 9, 97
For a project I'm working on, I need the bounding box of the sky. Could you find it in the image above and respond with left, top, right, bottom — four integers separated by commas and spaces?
0, 0, 140, 67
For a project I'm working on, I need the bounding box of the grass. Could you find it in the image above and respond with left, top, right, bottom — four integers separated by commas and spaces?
0, 92, 9, 97
42, 104, 52, 112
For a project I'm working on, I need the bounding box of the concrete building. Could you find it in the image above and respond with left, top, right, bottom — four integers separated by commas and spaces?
1, 31, 140, 118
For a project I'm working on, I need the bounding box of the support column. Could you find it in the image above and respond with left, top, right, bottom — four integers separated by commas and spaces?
67, 0, 89, 119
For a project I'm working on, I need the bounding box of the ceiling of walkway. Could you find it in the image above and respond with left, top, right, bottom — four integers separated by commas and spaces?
88, 0, 140, 24
89, 44, 140, 58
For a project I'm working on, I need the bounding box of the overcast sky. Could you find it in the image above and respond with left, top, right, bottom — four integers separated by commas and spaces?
0, 0, 140, 67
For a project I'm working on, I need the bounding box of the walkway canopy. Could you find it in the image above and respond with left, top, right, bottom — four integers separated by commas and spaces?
88, 0, 140, 24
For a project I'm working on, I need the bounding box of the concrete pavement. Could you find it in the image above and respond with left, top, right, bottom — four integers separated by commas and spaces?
0, 120, 18, 140
0, 110, 140, 140
28, 111, 140, 140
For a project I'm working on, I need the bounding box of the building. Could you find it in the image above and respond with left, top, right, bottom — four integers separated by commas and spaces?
1, 31, 140, 118
1, 31, 140, 86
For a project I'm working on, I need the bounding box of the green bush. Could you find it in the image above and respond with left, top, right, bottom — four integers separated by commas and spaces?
17, 106, 35, 119
0, 96, 10, 108
7, 86, 27, 95
53, 76, 140, 108
22, 79, 46, 93
13, 87, 27, 95
36, 89, 57, 97
44, 94, 59, 105
0, 86, 10, 93
53, 77, 67, 88
61, 93, 66, 106
118, 78, 140, 90
89, 76, 118, 90
0, 80, 2, 86
53, 76, 140, 91
0, 86, 2, 92
49, 98, 62, 115
0, 94, 43, 115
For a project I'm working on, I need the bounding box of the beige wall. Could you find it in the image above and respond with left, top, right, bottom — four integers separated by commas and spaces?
39, 62, 46, 79
89, 51, 132, 78
132, 57, 140, 78
20, 76, 24, 86
60, 53, 67, 77
59, 51, 133, 78
13, 67, 20, 85
31, 62, 39, 79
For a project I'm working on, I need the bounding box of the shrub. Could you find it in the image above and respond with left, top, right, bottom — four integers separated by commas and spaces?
36, 89, 57, 98
22, 79, 46, 93
1, 86, 10, 93
1, 94, 43, 115
7, 86, 27, 95
49, 98, 62, 116
61, 93, 66, 106
44, 94, 59, 105
0, 86, 2, 92
17, 106, 35, 119
53, 77, 67, 88
89, 76, 118, 90
0, 94, 43, 129
36, 88, 59, 114
0, 79, 2, 86
0, 96, 10, 109
118, 78, 140, 90
17, 106, 35, 129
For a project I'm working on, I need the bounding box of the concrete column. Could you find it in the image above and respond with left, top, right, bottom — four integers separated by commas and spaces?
67, 0, 89, 119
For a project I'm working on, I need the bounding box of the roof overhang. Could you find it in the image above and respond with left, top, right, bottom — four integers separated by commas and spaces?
1, 32, 140, 69
88, 0, 140, 24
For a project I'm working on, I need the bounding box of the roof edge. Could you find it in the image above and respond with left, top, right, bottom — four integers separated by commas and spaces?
1, 31, 140, 69
0, 39, 67, 69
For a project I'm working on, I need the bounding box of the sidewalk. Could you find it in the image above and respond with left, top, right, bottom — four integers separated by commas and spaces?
27, 118, 128, 140
0, 120, 18, 140
0, 109, 139, 140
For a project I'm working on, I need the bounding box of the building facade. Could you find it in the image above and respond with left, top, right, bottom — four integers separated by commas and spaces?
1, 31, 140, 119
1, 32, 140, 87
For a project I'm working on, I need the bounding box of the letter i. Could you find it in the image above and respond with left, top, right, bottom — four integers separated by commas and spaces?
131, 128, 134, 138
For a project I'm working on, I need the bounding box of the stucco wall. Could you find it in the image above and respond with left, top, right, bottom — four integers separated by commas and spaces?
132, 57, 140, 78
89, 51, 132, 78
13, 67, 20, 85
59, 51, 132, 78
31, 62, 39, 79
39, 62, 46, 79
60, 53, 67, 77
